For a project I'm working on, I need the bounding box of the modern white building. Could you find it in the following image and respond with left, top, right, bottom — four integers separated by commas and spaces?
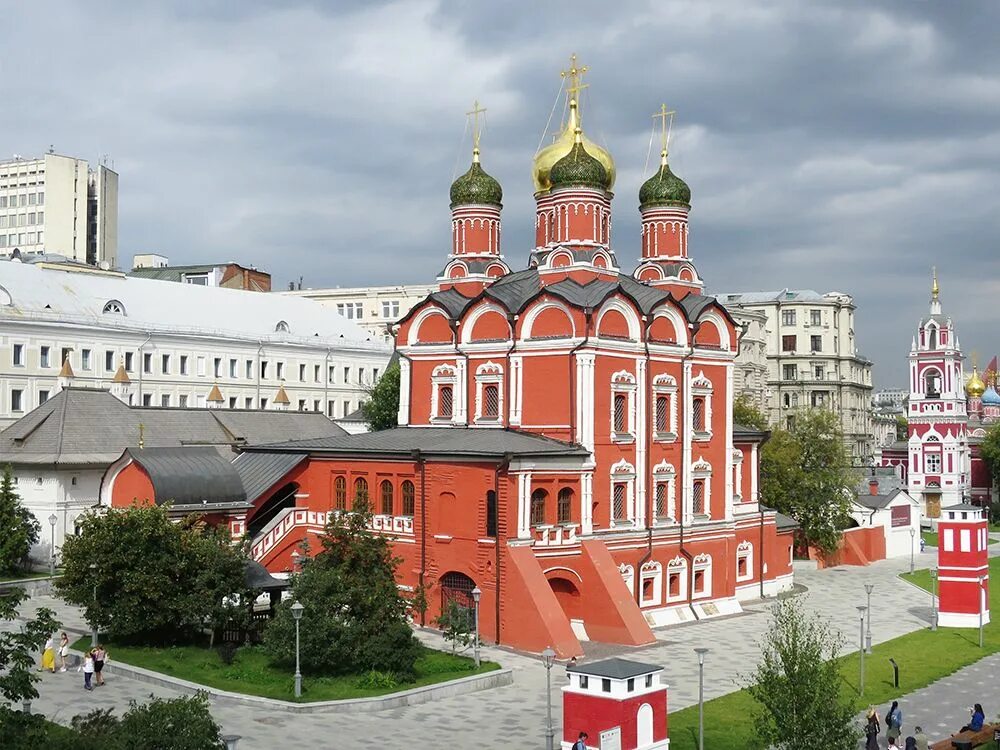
0, 153, 118, 268
0, 256, 392, 428
283, 283, 435, 341
718, 289, 874, 461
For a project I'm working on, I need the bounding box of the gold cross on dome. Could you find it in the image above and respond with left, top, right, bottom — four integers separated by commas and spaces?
466, 99, 487, 153
561, 54, 589, 100
652, 103, 676, 155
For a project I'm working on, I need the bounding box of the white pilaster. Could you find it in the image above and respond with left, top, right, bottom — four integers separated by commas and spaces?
635, 357, 648, 528
517, 472, 532, 539
581, 472, 594, 534
397, 357, 411, 426
682, 358, 693, 524
510, 355, 523, 426
724, 361, 734, 521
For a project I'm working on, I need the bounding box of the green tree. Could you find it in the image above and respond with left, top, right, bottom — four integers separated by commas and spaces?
436, 600, 473, 653
0, 587, 59, 704
263, 499, 421, 678
760, 409, 856, 554
743, 597, 859, 750
361, 360, 400, 431
734, 394, 769, 431
56, 506, 246, 645
0, 465, 40, 575
894, 415, 908, 442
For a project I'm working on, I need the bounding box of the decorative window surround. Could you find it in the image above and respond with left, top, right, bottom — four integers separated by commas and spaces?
639, 561, 663, 607
731, 449, 744, 502
652, 373, 678, 442
652, 460, 676, 523
691, 371, 713, 441
474, 361, 504, 424
619, 563, 635, 595
692, 553, 712, 599
691, 457, 712, 520
610, 459, 636, 527
610, 370, 637, 443
430, 363, 458, 423
665, 556, 687, 603
736, 541, 753, 582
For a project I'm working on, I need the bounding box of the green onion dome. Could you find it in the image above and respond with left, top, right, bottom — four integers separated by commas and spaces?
450, 152, 503, 208
639, 151, 691, 208
549, 133, 609, 191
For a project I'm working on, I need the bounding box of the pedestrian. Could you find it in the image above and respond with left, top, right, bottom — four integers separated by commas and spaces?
887, 738, 900, 749
912, 725, 929, 750
904, 737, 917, 750
92, 644, 107, 686
58, 632, 70, 672
886, 700, 903, 745
571, 731, 588, 750
864, 705, 881, 750
960, 704, 985, 732
82, 649, 95, 690
40, 636, 56, 673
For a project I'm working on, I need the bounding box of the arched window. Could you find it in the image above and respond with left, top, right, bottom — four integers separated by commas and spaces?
275, 320, 290, 333
439, 385, 454, 418
401, 480, 415, 516
654, 482, 668, 519
655, 395, 669, 432
380, 480, 393, 515
692, 396, 706, 431
530, 489, 547, 526
102, 299, 125, 315
334, 476, 347, 511
557, 488, 573, 524
692, 480, 706, 515
353, 477, 369, 511
613, 483, 627, 522
613, 393, 627, 433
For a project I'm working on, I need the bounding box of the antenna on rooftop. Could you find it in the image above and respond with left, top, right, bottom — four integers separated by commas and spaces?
48, 145, 55, 154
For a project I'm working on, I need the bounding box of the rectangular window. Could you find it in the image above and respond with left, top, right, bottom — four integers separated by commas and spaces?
655, 482, 668, 519
124, 352, 134, 371
627, 678, 635, 692
382, 300, 400, 319
692, 397, 705, 432
613, 483, 627, 522
260, 398, 268, 409
942, 528, 954, 551
105, 350, 115, 371
613, 393, 627, 433
161, 394, 170, 407
229, 397, 238, 409
960, 528, 971, 552
260, 360, 268, 379
179, 394, 188, 408
343, 366, 350, 384
602, 678, 611, 693
313, 399, 321, 412
781, 309, 796, 326
81, 349, 91, 370
214, 357, 222, 378
276, 362, 284, 380
196, 356, 205, 376
40, 346, 50, 368
12, 343, 23, 366
180, 355, 189, 375
926, 454, 941, 473
142, 393, 152, 406
693, 480, 705, 515
580, 675, 589, 690
245, 397, 253, 409
161, 354, 170, 374
38, 390, 49, 405
486, 490, 497, 537
11, 389, 23, 412
781, 335, 796, 352
694, 569, 706, 594
482, 384, 500, 419
245, 360, 253, 379
299, 364, 306, 381
645, 674, 653, 688
298, 399, 306, 411
439, 386, 454, 418
810, 335, 821, 352
783, 364, 797, 380
143, 352, 152, 374
230, 359, 238, 378
814, 364, 824, 380
810, 309, 822, 326
655, 395, 668, 432
314, 365, 321, 383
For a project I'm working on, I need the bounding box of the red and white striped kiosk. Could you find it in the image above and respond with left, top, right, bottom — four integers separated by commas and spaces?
937, 502, 990, 628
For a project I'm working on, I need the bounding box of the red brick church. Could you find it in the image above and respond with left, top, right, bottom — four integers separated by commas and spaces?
103, 59, 796, 657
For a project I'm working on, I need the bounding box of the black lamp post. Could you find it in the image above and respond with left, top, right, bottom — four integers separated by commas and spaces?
290, 600, 304, 698
471, 586, 481, 668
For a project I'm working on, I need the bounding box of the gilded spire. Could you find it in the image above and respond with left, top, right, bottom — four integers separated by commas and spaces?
466, 99, 487, 163
931, 266, 939, 300
652, 103, 676, 171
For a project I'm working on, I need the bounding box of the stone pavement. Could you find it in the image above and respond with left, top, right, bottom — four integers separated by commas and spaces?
8, 547, 948, 749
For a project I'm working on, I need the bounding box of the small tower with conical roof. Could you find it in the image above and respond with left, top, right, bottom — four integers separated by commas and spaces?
207, 383, 224, 409
273, 383, 290, 411
634, 105, 701, 297
110, 358, 132, 404
57, 355, 75, 392
438, 100, 509, 295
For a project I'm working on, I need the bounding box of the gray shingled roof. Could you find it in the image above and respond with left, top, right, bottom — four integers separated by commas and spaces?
232, 451, 308, 503
0, 388, 346, 466
249, 426, 590, 458
121, 446, 249, 509
567, 658, 661, 680
855, 488, 907, 511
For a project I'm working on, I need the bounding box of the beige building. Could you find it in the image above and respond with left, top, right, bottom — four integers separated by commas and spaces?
719, 289, 874, 462
282, 283, 436, 341
728, 306, 769, 410
0, 153, 118, 268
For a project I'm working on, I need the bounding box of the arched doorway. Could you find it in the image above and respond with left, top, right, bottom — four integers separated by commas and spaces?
439, 571, 476, 621
548, 576, 582, 621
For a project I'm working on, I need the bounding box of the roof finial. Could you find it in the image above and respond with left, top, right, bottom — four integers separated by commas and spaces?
652, 103, 676, 170
932, 266, 939, 300
561, 53, 589, 131
138, 422, 145, 450
466, 99, 487, 163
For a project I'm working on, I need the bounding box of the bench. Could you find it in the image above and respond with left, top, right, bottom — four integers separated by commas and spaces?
929, 723, 999, 750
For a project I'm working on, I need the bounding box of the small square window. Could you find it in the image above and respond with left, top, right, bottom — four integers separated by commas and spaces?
601, 678, 611, 693
627, 677, 635, 692
645, 674, 653, 688
579, 675, 588, 689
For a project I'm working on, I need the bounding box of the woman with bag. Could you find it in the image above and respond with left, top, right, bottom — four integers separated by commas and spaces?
865, 705, 881, 750
886, 701, 903, 745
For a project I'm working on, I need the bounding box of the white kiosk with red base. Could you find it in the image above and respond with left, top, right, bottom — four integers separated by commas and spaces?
937, 502, 990, 628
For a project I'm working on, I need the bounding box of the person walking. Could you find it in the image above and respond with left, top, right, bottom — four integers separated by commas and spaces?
82, 650, 95, 690
886, 700, 903, 746
904, 737, 917, 750
92, 644, 107, 686
40, 636, 56, 673
571, 731, 588, 750
864, 706, 881, 750
912, 726, 928, 750
57, 632, 70, 672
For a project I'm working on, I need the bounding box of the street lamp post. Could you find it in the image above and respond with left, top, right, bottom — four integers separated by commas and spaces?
47, 514, 57, 577
290, 601, 304, 698
864, 584, 874, 654
542, 646, 556, 750
930, 568, 938, 631
978, 575, 985, 649
695, 647, 709, 750
857, 605, 867, 695
910, 527, 916, 574
88, 562, 98, 647
471, 586, 481, 669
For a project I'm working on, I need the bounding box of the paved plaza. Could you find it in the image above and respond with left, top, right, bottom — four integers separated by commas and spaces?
8, 545, 974, 749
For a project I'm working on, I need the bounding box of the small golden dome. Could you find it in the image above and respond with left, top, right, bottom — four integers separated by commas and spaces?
532, 98, 615, 194
967, 366, 986, 398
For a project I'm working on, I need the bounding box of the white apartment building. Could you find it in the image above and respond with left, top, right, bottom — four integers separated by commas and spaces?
0, 256, 392, 428
719, 289, 874, 461
873, 388, 908, 413
0, 153, 118, 268
283, 283, 436, 341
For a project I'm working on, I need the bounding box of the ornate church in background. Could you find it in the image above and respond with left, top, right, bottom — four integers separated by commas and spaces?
104, 58, 797, 657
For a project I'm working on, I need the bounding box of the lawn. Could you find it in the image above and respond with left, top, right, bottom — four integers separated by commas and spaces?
71, 637, 499, 702
666, 557, 1000, 750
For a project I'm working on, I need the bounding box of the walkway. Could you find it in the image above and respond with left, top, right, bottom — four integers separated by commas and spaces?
10, 548, 945, 749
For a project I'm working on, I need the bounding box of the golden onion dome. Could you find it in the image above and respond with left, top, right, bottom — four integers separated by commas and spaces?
532, 98, 615, 194
967, 366, 986, 398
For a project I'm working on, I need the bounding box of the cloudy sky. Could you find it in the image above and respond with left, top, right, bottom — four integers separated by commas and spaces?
7, 0, 1000, 385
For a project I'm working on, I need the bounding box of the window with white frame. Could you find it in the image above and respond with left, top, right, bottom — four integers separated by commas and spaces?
691, 458, 712, 518
692, 553, 712, 598
610, 370, 637, 442
619, 563, 634, 594
639, 561, 662, 607
610, 460, 635, 526
652, 374, 677, 441
736, 541, 753, 582
732, 450, 744, 501
652, 460, 676, 522
431, 364, 458, 422
925, 453, 942, 474
691, 373, 713, 439
475, 362, 503, 422
666, 557, 687, 602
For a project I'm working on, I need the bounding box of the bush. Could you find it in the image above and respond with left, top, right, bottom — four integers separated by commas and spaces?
0, 465, 40, 575
415, 649, 477, 675
355, 670, 398, 690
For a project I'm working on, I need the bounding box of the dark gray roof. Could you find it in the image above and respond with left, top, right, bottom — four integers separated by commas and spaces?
941, 502, 984, 512
773, 511, 799, 532
232, 451, 307, 503
245, 560, 288, 591
856, 488, 907, 510
249, 427, 590, 459
123, 446, 249, 509
567, 658, 661, 680
427, 288, 472, 318
733, 423, 770, 440
0, 388, 346, 466
129, 264, 222, 282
